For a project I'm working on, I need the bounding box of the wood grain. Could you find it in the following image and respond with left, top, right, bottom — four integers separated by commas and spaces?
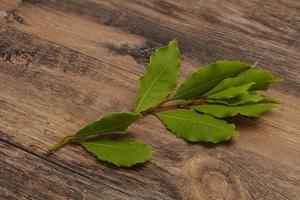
0, 140, 133, 200
0, 0, 299, 199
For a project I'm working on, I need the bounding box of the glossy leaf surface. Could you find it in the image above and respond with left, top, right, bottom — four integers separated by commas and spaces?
173, 60, 250, 99
208, 82, 254, 99
208, 92, 277, 106
156, 110, 238, 143
193, 104, 275, 118
204, 69, 276, 96
82, 139, 152, 167
135, 39, 180, 113
75, 112, 141, 138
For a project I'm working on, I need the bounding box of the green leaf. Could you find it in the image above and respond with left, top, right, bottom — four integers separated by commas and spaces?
48, 112, 141, 152
172, 60, 250, 99
81, 139, 152, 167
208, 82, 255, 99
257, 97, 279, 104
204, 69, 276, 96
156, 110, 238, 143
208, 92, 277, 106
135, 39, 180, 113
193, 103, 276, 118
75, 112, 141, 138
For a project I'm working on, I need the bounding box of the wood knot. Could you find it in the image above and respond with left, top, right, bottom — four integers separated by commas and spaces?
175, 156, 246, 200
105, 40, 159, 65
5, 9, 25, 24
202, 171, 229, 200
1, 51, 35, 66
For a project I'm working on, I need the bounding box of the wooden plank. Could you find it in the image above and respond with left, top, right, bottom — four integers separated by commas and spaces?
0, 139, 133, 200
0, 0, 299, 199
2, 0, 299, 95
0, 24, 299, 200
0, 26, 182, 199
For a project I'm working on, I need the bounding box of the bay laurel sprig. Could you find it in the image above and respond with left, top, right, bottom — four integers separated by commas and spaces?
49, 39, 280, 167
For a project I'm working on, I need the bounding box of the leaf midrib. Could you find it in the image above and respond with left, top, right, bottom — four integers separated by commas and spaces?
175, 71, 236, 99
214, 77, 274, 92
77, 122, 133, 136
135, 50, 175, 112
209, 82, 254, 99
158, 113, 234, 132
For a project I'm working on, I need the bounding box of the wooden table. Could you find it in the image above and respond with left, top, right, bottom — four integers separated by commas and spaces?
1, 0, 299, 199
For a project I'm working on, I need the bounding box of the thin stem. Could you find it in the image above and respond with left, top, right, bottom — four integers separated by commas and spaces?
48, 131, 127, 153
142, 97, 208, 115
49, 97, 208, 152
48, 135, 76, 152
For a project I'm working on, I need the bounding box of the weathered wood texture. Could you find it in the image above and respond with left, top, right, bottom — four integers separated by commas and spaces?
0, 0, 299, 199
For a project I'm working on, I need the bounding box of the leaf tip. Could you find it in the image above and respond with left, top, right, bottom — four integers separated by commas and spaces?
170, 38, 178, 44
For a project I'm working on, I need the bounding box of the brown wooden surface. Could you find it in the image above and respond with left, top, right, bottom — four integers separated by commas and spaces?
0, 0, 300, 199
